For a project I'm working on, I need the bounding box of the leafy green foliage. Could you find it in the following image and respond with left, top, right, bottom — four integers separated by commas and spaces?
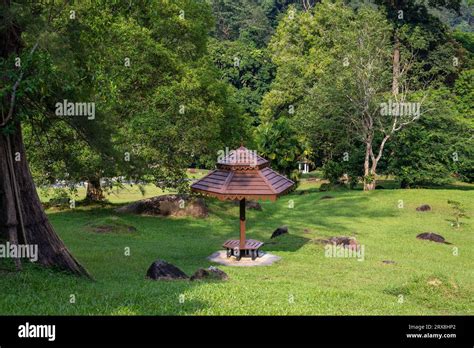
4, 0, 248, 197
429, 0, 473, 32
373, 0, 465, 88
322, 159, 361, 188
261, 0, 472, 186
208, 38, 275, 122
129, 58, 250, 190
210, 0, 273, 45
3, 0, 473, 200
388, 87, 473, 187
254, 117, 309, 181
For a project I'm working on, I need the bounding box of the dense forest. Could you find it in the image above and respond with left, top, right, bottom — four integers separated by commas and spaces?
1, 0, 473, 274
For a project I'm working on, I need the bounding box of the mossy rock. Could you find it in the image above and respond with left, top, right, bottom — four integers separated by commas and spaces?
116, 194, 208, 217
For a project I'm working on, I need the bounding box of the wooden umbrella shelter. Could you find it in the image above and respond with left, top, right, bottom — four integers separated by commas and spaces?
191, 146, 295, 260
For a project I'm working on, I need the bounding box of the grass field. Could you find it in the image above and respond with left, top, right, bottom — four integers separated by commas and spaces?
1, 179, 473, 315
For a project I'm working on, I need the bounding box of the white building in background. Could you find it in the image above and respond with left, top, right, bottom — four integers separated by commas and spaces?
298, 160, 310, 174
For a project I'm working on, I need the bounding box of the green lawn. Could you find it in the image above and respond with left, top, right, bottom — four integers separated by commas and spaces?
1, 180, 473, 315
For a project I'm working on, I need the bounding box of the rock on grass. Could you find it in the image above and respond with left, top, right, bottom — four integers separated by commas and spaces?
382, 260, 396, 264
416, 204, 432, 212
190, 266, 228, 281
416, 232, 450, 244
146, 260, 188, 280
316, 236, 360, 250
116, 194, 208, 217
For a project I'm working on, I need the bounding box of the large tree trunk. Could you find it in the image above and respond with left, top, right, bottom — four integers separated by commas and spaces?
364, 178, 376, 191
86, 178, 104, 202
1, 1, 89, 277
0, 123, 91, 277
364, 173, 377, 191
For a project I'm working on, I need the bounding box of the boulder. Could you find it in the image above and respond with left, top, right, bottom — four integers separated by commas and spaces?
190, 266, 228, 281
146, 260, 188, 280
416, 204, 431, 212
416, 232, 450, 244
320, 236, 360, 250
271, 226, 289, 239
116, 194, 208, 217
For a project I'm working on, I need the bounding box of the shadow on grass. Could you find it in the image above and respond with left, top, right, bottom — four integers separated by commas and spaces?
254, 192, 397, 234
0, 258, 213, 315
263, 234, 312, 252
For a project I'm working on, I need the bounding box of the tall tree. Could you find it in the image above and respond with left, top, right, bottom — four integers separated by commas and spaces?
263, 1, 469, 190
208, 38, 275, 123
372, 0, 462, 93
0, 0, 244, 276
1, 0, 90, 275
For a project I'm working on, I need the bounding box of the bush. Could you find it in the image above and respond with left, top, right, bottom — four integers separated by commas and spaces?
40, 186, 80, 209
254, 118, 311, 185
43, 188, 72, 209
322, 160, 360, 188
322, 161, 345, 185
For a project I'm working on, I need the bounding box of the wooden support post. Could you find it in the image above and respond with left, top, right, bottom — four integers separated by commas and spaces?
239, 198, 246, 250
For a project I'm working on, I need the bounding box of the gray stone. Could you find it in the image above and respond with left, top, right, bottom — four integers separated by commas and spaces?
146, 260, 188, 280
382, 260, 396, 264
116, 194, 208, 217
317, 236, 360, 250
416, 204, 432, 212
416, 232, 450, 244
190, 266, 228, 281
